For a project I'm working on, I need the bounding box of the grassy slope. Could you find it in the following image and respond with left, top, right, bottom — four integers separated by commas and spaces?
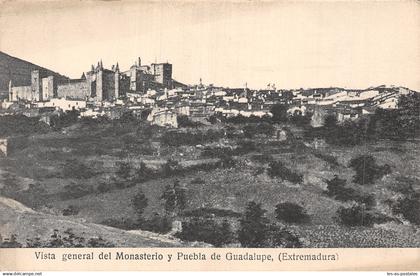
1, 121, 419, 247
0, 196, 189, 247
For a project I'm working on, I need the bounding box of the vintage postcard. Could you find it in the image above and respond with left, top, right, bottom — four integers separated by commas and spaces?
0, 0, 419, 272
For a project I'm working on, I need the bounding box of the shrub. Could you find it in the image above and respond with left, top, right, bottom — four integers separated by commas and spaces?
61, 183, 94, 200
242, 122, 275, 138
176, 218, 234, 247
101, 218, 138, 230
266, 225, 303, 248
267, 161, 303, 184
133, 162, 154, 183
275, 202, 310, 224
348, 155, 391, 185
162, 159, 181, 177
388, 176, 417, 195
87, 237, 115, 248
336, 204, 374, 227
96, 182, 112, 193
270, 104, 289, 123
132, 190, 148, 218
141, 213, 172, 234
62, 160, 95, 179
116, 162, 131, 179
190, 177, 205, 185
312, 152, 339, 167
238, 201, 270, 247
177, 115, 202, 128
325, 176, 375, 208
161, 180, 187, 214
50, 110, 80, 130
26, 229, 114, 248
392, 193, 420, 225
0, 115, 50, 137
62, 205, 79, 216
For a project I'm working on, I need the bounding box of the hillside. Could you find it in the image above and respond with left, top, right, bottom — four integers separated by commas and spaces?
0, 51, 68, 96
0, 196, 192, 247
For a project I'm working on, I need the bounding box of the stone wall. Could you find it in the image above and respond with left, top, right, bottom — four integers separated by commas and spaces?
57, 80, 90, 100
10, 86, 32, 101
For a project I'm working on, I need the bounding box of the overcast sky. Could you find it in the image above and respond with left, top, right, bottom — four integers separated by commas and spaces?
0, 0, 419, 90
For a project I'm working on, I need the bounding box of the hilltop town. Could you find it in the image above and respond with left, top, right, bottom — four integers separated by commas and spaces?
0, 51, 419, 248
0, 51, 417, 129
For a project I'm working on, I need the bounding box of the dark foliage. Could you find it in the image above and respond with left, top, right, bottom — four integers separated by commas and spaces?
96, 182, 112, 193
190, 177, 205, 185
161, 179, 187, 214
238, 201, 270, 247
61, 182, 94, 200
177, 115, 202, 128
289, 113, 312, 127
270, 104, 289, 123
312, 152, 339, 167
348, 155, 391, 185
0, 115, 50, 137
324, 176, 375, 208
266, 224, 303, 248
26, 229, 114, 248
275, 202, 310, 224
133, 162, 155, 183
116, 161, 131, 179
392, 193, 420, 225
101, 218, 139, 230
388, 176, 417, 195
176, 218, 234, 247
131, 190, 148, 218
304, 94, 420, 145
242, 122, 275, 138
336, 204, 374, 227
50, 110, 80, 130
62, 205, 79, 216
62, 160, 95, 179
140, 213, 173, 234
267, 161, 303, 184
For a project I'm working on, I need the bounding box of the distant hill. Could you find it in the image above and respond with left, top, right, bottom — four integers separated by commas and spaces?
0, 51, 68, 98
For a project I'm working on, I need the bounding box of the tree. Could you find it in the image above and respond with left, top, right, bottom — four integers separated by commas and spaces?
175, 218, 234, 246
131, 190, 148, 219
324, 175, 375, 208
134, 162, 153, 183
116, 161, 131, 179
162, 159, 179, 177
392, 193, 420, 225
336, 204, 373, 227
267, 161, 303, 184
267, 225, 302, 248
270, 104, 289, 123
275, 202, 310, 224
238, 201, 269, 247
161, 180, 187, 215
348, 155, 391, 185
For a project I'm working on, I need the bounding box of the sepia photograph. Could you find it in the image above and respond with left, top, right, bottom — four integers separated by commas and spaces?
0, 0, 419, 254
